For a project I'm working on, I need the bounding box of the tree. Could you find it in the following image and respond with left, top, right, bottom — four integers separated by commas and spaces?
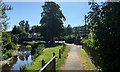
11, 25, 21, 34
0, 1, 16, 60
86, 2, 120, 71
29, 25, 41, 34
66, 24, 72, 36
19, 20, 25, 27
0, 1, 12, 31
25, 21, 30, 32
40, 2, 66, 43
18, 20, 30, 33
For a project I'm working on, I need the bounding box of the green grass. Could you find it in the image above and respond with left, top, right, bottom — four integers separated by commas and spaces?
25, 45, 70, 71
79, 48, 97, 70
56, 46, 70, 70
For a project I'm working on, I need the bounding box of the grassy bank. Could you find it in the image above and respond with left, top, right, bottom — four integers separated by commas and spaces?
25, 45, 70, 71
79, 48, 97, 70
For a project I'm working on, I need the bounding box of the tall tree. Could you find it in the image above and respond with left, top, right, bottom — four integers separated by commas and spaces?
40, 2, 66, 43
86, 2, 120, 71
18, 20, 30, 33
11, 25, 20, 34
25, 20, 30, 32
0, 1, 12, 31
66, 24, 72, 36
19, 20, 25, 27
29, 25, 41, 34
0, 1, 17, 60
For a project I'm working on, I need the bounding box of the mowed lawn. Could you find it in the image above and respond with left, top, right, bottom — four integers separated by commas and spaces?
25, 45, 70, 71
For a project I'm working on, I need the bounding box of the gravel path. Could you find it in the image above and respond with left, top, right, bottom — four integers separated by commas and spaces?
61, 44, 83, 70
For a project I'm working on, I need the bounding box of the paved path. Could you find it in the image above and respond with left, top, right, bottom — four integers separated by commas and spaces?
61, 44, 83, 70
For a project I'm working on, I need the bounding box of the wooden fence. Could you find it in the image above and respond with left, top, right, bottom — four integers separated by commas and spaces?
40, 53, 56, 72
39, 43, 66, 72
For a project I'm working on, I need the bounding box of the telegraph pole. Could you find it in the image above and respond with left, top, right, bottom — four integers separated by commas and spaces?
85, 15, 87, 36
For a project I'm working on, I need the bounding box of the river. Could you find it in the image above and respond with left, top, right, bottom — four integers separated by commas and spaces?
2, 50, 33, 72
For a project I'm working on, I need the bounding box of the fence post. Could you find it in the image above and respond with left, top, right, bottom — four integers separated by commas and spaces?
53, 52, 55, 56
63, 43, 65, 51
61, 48, 63, 54
42, 60, 46, 67
59, 49, 61, 59
41, 60, 46, 72
53, 52, 56, 72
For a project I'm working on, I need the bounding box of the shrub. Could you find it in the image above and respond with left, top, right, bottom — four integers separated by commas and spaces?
26, 45, 32, 50
11, 34, 18, 44
3, 54, 8, 60
31, 44, 45, 58
65, 36, 75, 43
6, 50, 13, 58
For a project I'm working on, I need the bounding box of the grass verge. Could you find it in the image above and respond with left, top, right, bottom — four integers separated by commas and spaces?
56, 46, 70, 70
79, 47, 97, 70
25, 45, 70, 71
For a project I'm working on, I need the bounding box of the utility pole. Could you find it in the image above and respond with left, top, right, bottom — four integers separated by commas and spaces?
85, 15, 87, 36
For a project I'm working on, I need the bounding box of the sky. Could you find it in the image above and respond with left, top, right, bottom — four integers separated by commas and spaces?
5, 2, 90, 31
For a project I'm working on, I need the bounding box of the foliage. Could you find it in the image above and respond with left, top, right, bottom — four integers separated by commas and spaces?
0, 2, 16, 60
31, 44, 45, 58
19, 20, 30, 33
40, 2, 66, 43
26, 45, 32, 50
29, 25, 41, 34
11, 25, 22, 34
11, 34, 18, 44
2, 49, 13, 59
74, 34, 81, 45
66, 24, 72, 36
2, 31, 15, 59
85, 2, 120, 71
5, 50, 13, 58
2, 54, 8, 60
85, 31, 95, 49
0, 1, 12, 30
11, 20, 30, 40
65, 36, 75, 44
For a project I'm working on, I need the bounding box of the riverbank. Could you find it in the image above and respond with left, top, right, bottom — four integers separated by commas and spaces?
24, 45, 70, 71
0, 50, 20, 67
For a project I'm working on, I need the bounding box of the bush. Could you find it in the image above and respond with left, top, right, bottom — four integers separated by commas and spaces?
11, 34, 18, 44
6, 50, 13, 58
31, 44, 44, 58
3, 54, 8, 60
26, 45, 32, 50
86, 31, 95, 49
65, 36, 75, 43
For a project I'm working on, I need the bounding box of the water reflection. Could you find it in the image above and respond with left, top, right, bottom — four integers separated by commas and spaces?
2, 51, 32, 72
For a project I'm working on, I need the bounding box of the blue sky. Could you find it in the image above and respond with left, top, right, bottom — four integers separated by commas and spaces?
5, 2, 90, 31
